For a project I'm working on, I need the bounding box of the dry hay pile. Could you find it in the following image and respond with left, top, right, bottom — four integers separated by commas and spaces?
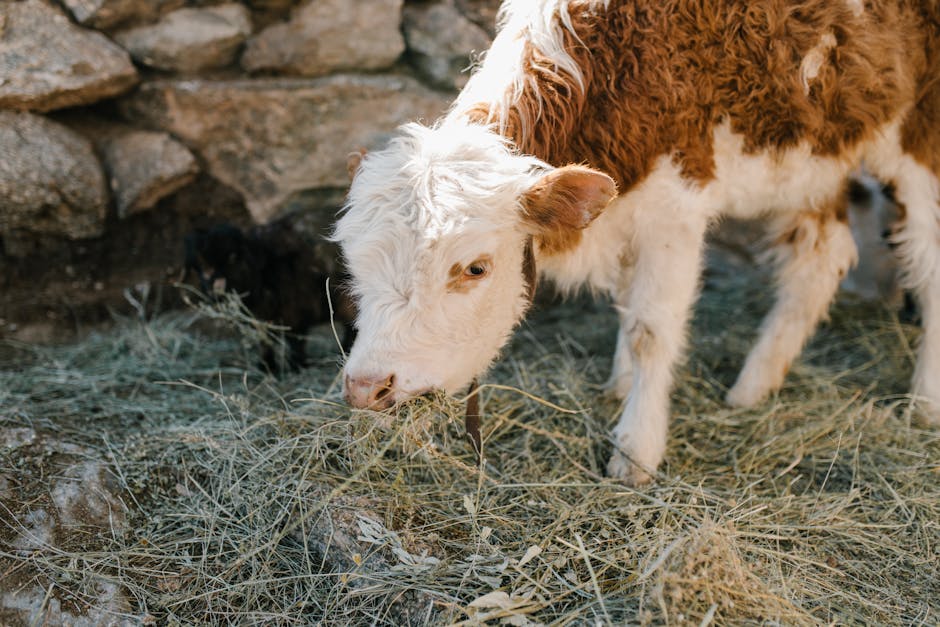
1, 262, 939, 625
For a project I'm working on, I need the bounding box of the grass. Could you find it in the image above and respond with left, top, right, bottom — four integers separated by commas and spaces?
1, 258, 938, 625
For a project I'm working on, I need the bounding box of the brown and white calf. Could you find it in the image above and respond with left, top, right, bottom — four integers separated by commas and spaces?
335, 0, 940, 484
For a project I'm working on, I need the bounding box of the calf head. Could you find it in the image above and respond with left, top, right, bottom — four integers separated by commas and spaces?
335, 122, 616, 409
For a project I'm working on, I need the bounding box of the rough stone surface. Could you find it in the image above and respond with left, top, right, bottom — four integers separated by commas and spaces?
120, 74, 450, 222
1, 427, 37, 449
403, 1, 492, 89
60, 0, 185, 30
0, 429, 134, 626
242, 0, 405, 77
11, 508, 53, 552
0, 1, 138, 112
114, 4, 252, 73
1, 583, 135, 627
455, 0, 501, 36
0, 112, 108, 239
101, 130, 199, 218
50, 460, 127, 530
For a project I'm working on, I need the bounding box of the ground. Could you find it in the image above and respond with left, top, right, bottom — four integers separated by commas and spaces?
1, 243, 938, 625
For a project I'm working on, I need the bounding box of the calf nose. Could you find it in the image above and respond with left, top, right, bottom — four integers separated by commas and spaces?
344, 373, 397, 409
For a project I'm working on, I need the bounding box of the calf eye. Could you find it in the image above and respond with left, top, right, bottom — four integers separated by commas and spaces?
448, 256, 493, 291
464, 261, 489, 278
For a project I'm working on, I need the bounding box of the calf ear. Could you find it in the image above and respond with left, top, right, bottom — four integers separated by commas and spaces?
347, 147, 367, 180
521, 165, 617, 234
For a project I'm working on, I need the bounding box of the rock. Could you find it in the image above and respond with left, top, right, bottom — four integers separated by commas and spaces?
114, 4, 252, 74
242, 0, 405, 77
1, 583, 135, 627
50, 461, 127, 530
0, 429, 135, 626
120, 74, 451, 222
0, 1, 138, 112
241, 0, 295, 30
455, 0, 501, 37
0, 112, 108, 239
1, 427, 37, 450
101, 130, 199, 218
60, 0, 185, 31
11, 509, 54, 552
403, 1, 492, 89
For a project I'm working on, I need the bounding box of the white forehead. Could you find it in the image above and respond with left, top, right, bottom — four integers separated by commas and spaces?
336, 122, 545, 245
334, 122, 544, 294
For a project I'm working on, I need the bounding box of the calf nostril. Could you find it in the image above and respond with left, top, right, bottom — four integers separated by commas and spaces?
371, 374, 395, 404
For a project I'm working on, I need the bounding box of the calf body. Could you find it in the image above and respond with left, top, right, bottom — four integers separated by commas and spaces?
336, 0, 940, 483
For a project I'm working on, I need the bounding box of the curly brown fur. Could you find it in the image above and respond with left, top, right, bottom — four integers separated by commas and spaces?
469, 0, 927, 192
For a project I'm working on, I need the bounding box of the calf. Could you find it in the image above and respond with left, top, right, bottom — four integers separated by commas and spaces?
184, 220, 356, 371
336, 0, 940, 484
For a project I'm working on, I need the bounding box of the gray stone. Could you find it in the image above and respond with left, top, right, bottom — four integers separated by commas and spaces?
0, 427, 37, 450
0, 112, 108, 239
242, 0, 405, 77
51, 461, 127, 530
0, 1, 138, 112
120, 74, 450, 222
114, 4, 252, 74
12, 509, 54, 552
403, 1, 492, 89
60, 0, 185, 31
455, 0, 501, 37
101, 130, 199, 218
1, 583, 135, 627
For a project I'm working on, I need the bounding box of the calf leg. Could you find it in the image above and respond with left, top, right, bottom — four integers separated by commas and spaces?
888, 160, 940, 421
605, 263, 636, 399
607, 209, 709, 485
727, 204, 857, 407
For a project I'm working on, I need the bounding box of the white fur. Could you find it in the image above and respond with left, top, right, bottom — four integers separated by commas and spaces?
845, 0, 865, 17
727, 211, 858, 408
841, 172, 902, 303
450, 0, 609, 140
335, 122, 547, 400
863, 124, 940, 419
800, 31, 837, 95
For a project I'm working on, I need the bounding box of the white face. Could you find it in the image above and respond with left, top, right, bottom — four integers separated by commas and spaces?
335, 122, 616, 408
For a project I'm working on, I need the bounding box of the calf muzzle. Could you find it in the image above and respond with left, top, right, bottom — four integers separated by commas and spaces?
344, 373, 397, 410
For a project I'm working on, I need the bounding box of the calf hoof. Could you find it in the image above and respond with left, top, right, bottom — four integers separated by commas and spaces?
912, 371, 940, 426
606, 449, 654, 487
725, 379, 767, 409
913, 392, 940, 426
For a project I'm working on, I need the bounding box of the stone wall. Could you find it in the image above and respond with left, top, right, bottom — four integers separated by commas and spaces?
0, 0, 499, 341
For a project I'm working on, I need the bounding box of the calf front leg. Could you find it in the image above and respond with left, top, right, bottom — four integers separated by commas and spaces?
727, 204, 857, 408
607, 209, 709, 485
605, 263, 636, 399
888, 157, 940, 421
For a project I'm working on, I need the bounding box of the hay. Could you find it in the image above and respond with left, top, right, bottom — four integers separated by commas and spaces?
1, 261, 938, 625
